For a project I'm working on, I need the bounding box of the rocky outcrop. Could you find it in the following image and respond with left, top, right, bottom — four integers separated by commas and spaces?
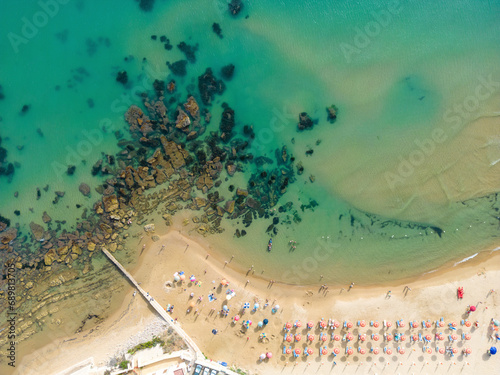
298, 112, 314, 131
177, 42, 198, 63
198, 68, 225, 105
79, 183, 91, 197
103, 195, 119, 212
167, 60, 188, 76
220, 105, 235, 142
212, 23, 223, 39
326, 105, 338, 123
175, 108, 191, 132
183, 96, 199, 118
228, 0, 244, 16
42, 211, 52, 223
160, 136, 189, 170
221, 64, 235, 80
0, 227, 16, 244
29, 222, 45, 241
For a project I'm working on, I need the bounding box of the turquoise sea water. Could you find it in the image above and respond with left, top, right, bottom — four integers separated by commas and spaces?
0, 0, 499, 284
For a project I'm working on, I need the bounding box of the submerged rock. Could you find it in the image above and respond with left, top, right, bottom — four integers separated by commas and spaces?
116, 70, 128, 85
298, 112, 314, 131
167, 60, 188, 76
79, 183, 91, 197
198, 68, 225, 105
228, 0, 244, 16
0, 227, 16, 244
177, 42, 198, 63
29, 222, 44, 241
220, 105, 235, 142
221, 64, 235, 80
326, 104, 338, 123
212, 23, 223, 38
42, 211, 52, 223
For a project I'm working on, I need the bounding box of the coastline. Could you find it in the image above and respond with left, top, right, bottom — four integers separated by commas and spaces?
16, 223, 500, 375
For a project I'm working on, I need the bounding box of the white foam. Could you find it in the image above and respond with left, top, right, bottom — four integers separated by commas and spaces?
422, 269, 437, 275
453, 253, 478, 266
490, 246, 500, 253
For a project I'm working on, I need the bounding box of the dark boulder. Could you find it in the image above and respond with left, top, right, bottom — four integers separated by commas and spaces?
177, 42, 198, 63
212, 23, 223, 39
67, 165, 76, 175
79, 183, 91, 197
220, 105, 235, 143
221, 64, 235, 80
228, 0, 244, 16
297, 112, 314, 131
198, 68, 225, 105
116, 70, 128, 85
137, 0, 154, 12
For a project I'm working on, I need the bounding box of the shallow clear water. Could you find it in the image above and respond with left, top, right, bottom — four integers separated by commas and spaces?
0, 0, 499, 285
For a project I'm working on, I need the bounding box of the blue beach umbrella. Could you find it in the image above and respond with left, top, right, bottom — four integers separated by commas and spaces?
258, 321, 263, 327
254, 303, 260, 310
490, 347, 497, 355
223, 305, 229, 311
263, 319, 269, 325
243, 302, 250, 309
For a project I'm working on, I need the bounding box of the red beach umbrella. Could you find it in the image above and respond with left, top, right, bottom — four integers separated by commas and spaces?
451, 334, 458, 341
333, 335, 341, 341
307, 348, 313, 355
320, 320, 327, 328
399, 348, 405, 354
295, 320, 302, 328
359, 348, 366, 354
321, 348, 328, 355
465, 347, 472, 354
399, 321, 406, 328
386, 348, 392, 355
425, 335, 432, 341
452, 348, 458, 354
439, 321, 445, 327
438, 334, 444, 341
295, 334, 301, 341
400, 334, 406, 341
386, 334, 393, 341
286, 348, 292, 354
425, 321, 432, 328
307, 321, 314, 328
266, 352, 272, 359
295, 348, 301, 355
372, 334, 380, 341
347, 348, 353, 355
412, 321, 418, 328
346, 321, 353, 329
359, 320, 366, 327
426, 348, 432, 354
469, 305, 476, 312
286, 335, 293, 342
234, 315, 240, 321
464, 334, 471, 340
412, 334, 418, 342
373, 348, 380, 355
285, 322, 292, 329
373, 321, 380, 328
346, 333, 354, 341
333, 347, 340, 355
359, 334, 366, 341
321, 335, 327, 342
307, 334, 314, 342
386, 321, 392, 328
465, 320, 472, 327
438, 348, 445, 354
451, 321, 457, 327
333, 320, 340, 328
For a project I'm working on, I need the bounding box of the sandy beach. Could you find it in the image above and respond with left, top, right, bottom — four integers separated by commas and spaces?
16, 224, 500, 375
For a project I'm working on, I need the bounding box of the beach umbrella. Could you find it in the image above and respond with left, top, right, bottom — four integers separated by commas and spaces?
274, 304, 280, 310
426, 348, 433, 354
385, 348, 392, 355
372, 334, 379, 341
469, 305, 476, 312
333, 335, 341, 341
333, 347, 340, 355
411, 321, 418, 328
307, 348, 313, 355
439, 321, 445, 327
254, 303, 260, 310
399, 348, 405, 354
307, 334, 315, 342
451, 321, 457, 327
359, 334, 366, 341
307, 321, 314, 329
295, 320, 302, 328
174, 275, 180, 282
321, 335, 327, 342
295, 348, 301, 355
451, 334, 458, 341
286, 347, 292, 354
234, 315, 240, 322
425, 334, 431, 341
263, 319, 269, 325
321, 348, 328, 355
386, 334, 393, 341
226, 295, 232, 301
243, 302, 250, 309
359, 348, 366, 354
490, 347, 497, 355
180, 274, 186, 281
412, 334, 418, 342
320, 320, 327, 328
373, 321, 380, 328
452, 348, 458, 354
359, 320, 366, 327
286, 335, 293, 342
189, 301, 196, 307
439, 348, 445, 354
285, 322, 292, 329
438, 334, 444, 341
258, 321, 263, 328
465, 347, 472, 354
373, 348, 380, 355
464, 334, 471, 340
266, 352, 272, 359
221, 279, 228, 286
295, 334, 301, 342
190, 275, 196, 282
425, 321, 432, 328
465, 320, 472, 327
493, 319, 500, 327
347, 348, 353, 355
179, 271, 184, 275
400, 334, 406, 341
346, 321, 353, 329
346, 333, 354, 341
399, 321, 405, 328
386, 321, 392, 328
334, 320, 340, 328
223, 305, 229, 311
259, 353, 266, 360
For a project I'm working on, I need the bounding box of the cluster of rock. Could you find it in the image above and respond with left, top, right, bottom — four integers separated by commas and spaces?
0, 136, 15, 180
228, 0, 244, 16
